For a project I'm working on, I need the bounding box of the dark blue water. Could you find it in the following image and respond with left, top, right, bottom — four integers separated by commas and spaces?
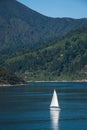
0, 82, 87, 130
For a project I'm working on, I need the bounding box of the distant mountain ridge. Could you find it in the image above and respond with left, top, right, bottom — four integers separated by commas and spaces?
0, 0, 87, 56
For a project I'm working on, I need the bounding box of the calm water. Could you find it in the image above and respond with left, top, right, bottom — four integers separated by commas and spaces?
0, 82, 87, 130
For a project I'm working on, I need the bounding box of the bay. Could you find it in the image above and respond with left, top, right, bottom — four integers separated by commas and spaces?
0, 82, 87, 130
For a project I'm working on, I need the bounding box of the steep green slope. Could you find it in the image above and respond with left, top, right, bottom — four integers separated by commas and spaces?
3, 28, 87, 81
0, 66, 25, 85
0, 0, 87, 58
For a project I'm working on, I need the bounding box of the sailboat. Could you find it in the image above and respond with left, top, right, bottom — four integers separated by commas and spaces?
50, 89, 60, 111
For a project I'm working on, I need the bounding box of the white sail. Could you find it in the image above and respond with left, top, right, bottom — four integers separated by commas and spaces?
50, 89, 59, 108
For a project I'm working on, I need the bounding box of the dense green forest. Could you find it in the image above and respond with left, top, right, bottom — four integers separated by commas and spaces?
2, 28, 87, 81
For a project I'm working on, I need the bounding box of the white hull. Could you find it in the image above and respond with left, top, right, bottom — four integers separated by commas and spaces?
50, 107, 61, 111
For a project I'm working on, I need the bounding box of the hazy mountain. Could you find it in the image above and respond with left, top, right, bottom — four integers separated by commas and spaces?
0, 0, 87, 56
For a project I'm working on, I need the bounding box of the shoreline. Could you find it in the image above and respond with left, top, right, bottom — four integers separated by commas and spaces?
0, 83, 26, 87
0, 80, 87, 86
27, 79, 87, 83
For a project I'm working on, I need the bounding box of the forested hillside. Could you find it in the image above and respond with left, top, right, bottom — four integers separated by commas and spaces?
0, 67, 25, 85
3, 28, 87, 81
0, 0, 87, 57
0, 0, 87, 81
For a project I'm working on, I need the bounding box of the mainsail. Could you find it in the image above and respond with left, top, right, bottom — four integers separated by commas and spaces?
50, 89, 59, 108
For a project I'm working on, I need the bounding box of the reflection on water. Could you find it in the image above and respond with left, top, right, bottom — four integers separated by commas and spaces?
50, 110, 60, 130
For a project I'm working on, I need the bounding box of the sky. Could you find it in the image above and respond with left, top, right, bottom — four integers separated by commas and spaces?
17, 0, 87, 18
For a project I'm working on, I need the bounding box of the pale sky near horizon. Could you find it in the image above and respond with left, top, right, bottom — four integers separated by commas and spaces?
17, 0, 87, 18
